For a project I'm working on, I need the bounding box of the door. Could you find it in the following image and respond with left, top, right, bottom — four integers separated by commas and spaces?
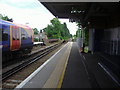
11, 26, 20, 51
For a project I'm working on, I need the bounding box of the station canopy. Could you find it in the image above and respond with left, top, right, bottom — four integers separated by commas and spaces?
39, 1, 120, 29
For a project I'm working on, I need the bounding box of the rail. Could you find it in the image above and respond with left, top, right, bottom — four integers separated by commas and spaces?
1, 42, 62, 81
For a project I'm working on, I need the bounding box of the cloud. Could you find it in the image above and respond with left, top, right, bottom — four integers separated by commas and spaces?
0, 0, 38, 9
0, 1, 55, 30
59, 19, 77, 35
0, 0, 77, 34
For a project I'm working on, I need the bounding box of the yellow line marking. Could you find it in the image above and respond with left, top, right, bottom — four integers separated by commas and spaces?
57, 42, 73, 88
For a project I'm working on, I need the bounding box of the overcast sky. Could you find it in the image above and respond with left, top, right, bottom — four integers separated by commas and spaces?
0, 0, 78, 35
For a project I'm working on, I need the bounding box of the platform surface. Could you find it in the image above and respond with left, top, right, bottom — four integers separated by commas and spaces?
61, 42, 91, 88
15, 42, 119, 89
16, 42, 73, 88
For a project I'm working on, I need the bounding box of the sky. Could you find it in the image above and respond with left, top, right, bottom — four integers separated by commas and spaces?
0, 0, 78, 35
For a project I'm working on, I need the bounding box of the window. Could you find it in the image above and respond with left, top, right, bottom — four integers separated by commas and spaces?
12, 26, 20, 40
16, 28, 20, 40
12, 27, 16, 40
2, 30, 8, 41
2, 25, 8, 41
21, 28, 28, 40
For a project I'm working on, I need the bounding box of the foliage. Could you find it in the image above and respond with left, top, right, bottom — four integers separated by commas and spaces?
72, 34, 77, 41
44, 18, 71, 40
76, 22, 89, 46
84, 28, 89, 46
34, 38, 39, 42
70, 34, 72, 38
1, 14, 13, 22
76, 22, 82, 28
33, 28, 39, 35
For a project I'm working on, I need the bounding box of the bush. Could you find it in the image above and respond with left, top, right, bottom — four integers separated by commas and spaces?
34, 38, 39, 42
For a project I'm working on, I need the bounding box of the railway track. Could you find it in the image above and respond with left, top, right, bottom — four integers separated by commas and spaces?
1, 42, 65, 88
2, 43, 59, 68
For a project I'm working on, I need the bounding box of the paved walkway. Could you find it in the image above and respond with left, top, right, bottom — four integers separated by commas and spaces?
15, 42, 119, 89
61, 42, 91, 88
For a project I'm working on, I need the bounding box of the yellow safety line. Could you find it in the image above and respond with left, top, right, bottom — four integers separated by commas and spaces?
57, 42, 72, 89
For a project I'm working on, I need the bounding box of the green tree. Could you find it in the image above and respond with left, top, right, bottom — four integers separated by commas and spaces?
1, 14, 13, 22
76, 29, 82, 38
61, 23, 71, 39
76, 22, 89, 46
70, 34, 72, 38
44, 18, 71, 40
84, 28, 89, 46
50, 18, 62, 39
33, 28, 39, 34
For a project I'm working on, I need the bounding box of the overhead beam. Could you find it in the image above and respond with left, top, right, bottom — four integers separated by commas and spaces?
84, 3, 95, 22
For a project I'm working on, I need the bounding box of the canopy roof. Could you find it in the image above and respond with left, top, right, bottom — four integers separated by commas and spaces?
40, 2, 120, 29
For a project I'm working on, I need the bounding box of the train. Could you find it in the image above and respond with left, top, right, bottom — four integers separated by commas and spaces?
0, 19, 34, 61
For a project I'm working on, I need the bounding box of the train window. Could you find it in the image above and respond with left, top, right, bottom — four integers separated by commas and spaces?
25, 31, 28, 38
21, 34, 26, 40
12, 27, 16, 40
21, 28, 29, 40
2, 24, 9, 41
2, 28, 8, 41
12, 26, 20, 40
16, 29, 20, 40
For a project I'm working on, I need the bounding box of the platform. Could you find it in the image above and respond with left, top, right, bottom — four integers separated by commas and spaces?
61, 42, 91, 88
15, 42, 73, 88
15, 42, 119, 89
